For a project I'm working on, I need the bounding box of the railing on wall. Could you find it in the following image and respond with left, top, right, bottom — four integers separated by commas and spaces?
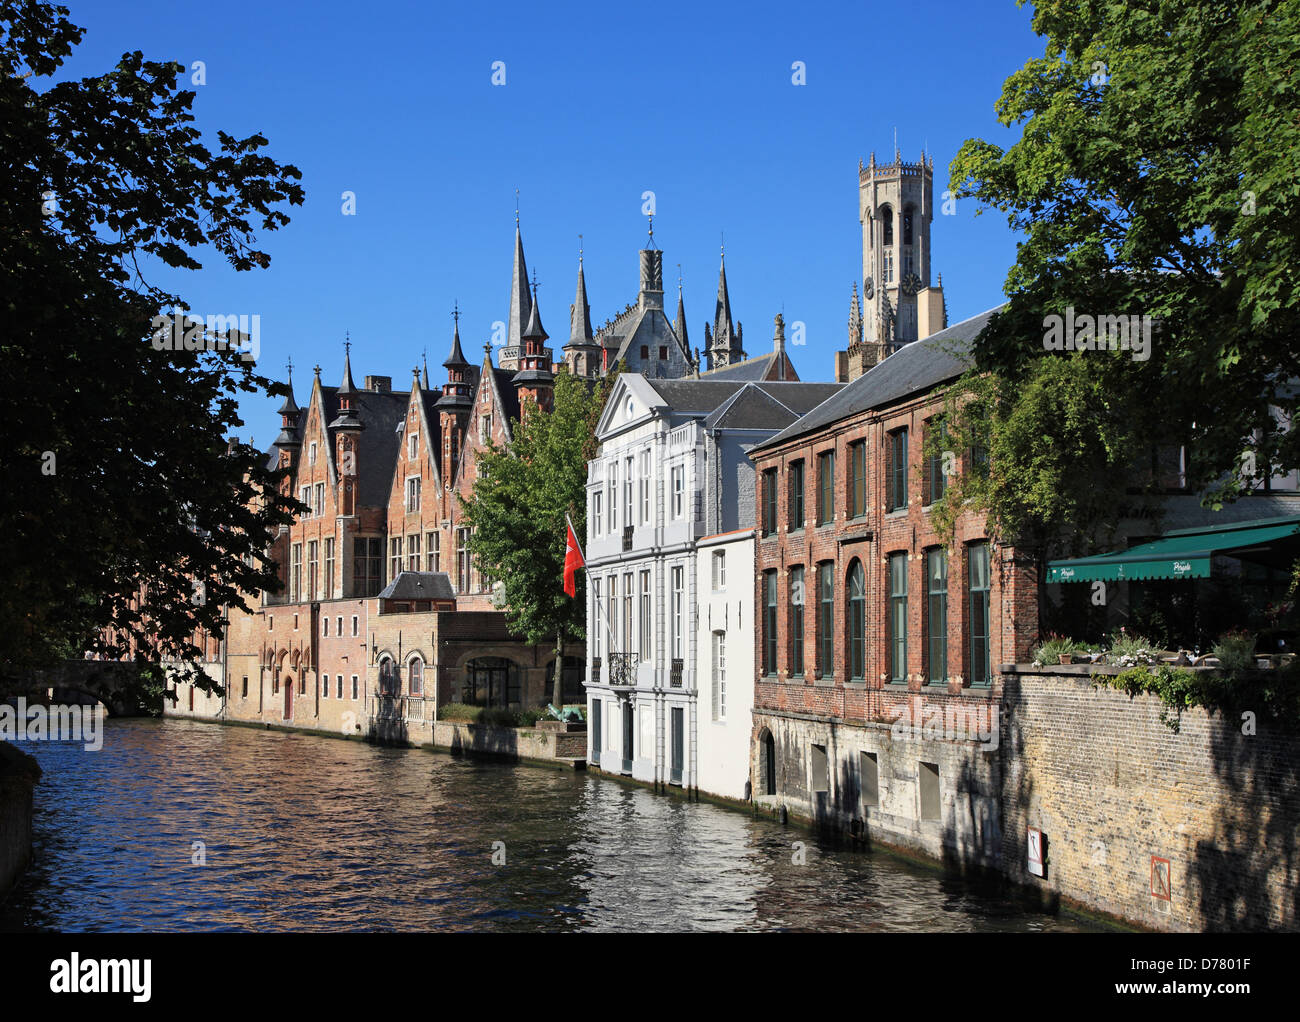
606, 652, 638, 688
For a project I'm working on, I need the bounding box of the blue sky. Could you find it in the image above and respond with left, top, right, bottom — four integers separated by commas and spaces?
60, 0, 1041, 447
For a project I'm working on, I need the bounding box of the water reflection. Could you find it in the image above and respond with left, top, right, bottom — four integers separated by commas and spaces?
1, 719, 1095, 932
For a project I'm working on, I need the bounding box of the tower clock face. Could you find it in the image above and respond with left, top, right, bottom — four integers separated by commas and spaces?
901, 272, 922, 295
863, 277, 874, 300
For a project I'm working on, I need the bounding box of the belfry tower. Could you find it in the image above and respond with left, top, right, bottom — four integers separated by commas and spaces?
849, 148, 946, 378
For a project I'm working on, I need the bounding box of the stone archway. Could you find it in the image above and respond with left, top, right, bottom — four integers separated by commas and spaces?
757, 727, 777, 796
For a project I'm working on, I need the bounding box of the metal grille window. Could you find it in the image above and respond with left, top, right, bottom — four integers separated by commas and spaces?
788, 460, 805, 530
888, 553, 908, 682
888, 429, 909, 511
968, 543, 991, 686
817, 562, 833, 677
927, 549, 948, 683
817, 451, 835, 525
712, 631, 727, 720
848, 559, 866, 679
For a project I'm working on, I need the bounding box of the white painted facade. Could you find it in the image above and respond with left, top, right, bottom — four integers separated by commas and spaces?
695, 529, 756, 800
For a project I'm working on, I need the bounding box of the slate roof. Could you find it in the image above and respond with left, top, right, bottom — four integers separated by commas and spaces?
643, 379, 845, 429
378, 571, 456, 601
752, 305, 1003, 453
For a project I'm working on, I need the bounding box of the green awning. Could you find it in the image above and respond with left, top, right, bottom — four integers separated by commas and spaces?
1046, 515, 1300, 583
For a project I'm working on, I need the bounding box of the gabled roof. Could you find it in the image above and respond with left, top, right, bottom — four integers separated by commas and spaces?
752, 305, 1004, 453
378, 571, 456, 601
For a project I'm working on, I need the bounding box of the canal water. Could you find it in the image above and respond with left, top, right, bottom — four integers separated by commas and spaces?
1, 719, 1098, 932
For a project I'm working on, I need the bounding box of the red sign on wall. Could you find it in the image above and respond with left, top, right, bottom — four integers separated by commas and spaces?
1150, 856, 1172, 900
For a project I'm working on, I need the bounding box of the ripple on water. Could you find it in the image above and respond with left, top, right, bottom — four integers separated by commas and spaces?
0, 719, 1100, 932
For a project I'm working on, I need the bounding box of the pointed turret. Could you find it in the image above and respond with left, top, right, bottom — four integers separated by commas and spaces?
422, 350, 430, 390
328, 343, 363, 431
503, 221, 533, 368
437, 309, 474, 487
674, 279, 690, 353
848, 281, 863, 349
514, 279, 554, 417
273, 363, 301, 450
707, 250, 744, 369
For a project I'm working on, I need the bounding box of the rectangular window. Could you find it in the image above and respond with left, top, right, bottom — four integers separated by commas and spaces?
353, 537, 382, 597
711, 631, 727, 720
456, 528, 471, 593
849, 440, 866, 518
352, 615, 358, 637
390, 536, 403, 581
408, 533, 421, 572
592, 578, 602, 658
608, 575, 619, 653
811, 744, 829, 793
336, 615, 342, 636
919, 761, 940, 821
789, 565, 805, 676
639, 449, 651, 524
480, 415, 491, 444
409, 432, 419, 461
623, 571, 633, 653
761, 468, 778, 536
323, 538, 334, 598
426, 531, 439, 572
314, 482, 324, 517
406, 476, 420, 513
291, 543, 302, 602
817, 563, 833, 677
609, 462, 619, 531
711, 550, 726, 591
671, 566, 684, 658
300, 485, 312, 515
927, 419, 948, 505
888, 553, 909, 682
307, 541, 318, 601
337, 676, 343, 699
889, 428, 909, 512
927, 549, 948, 683
293, 613, 299, 630
624, 456, 634, 529
968, 543, 991, 687
322, 674, 329, 699
861, 752, 879, 808
323, 616, 330, 637
592, 490, 603, 537
670, 466, 684, 519
763, 571, 778, 675
788, 460, 805, 531
639, 570, 651, 657
351, 675, 359, 700
309, 442, 317, 466
241, 676, 248, 698
817, 451, 835, 525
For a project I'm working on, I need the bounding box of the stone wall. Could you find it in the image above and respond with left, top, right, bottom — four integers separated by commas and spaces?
1000, 666, 1300, 931
0, 741, 40, 901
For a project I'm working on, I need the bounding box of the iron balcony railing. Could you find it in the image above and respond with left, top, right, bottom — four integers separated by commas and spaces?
591, 657, 601, 685
622, 525, 634, 551
670, 658, 683, 688
606, 652, 638, 688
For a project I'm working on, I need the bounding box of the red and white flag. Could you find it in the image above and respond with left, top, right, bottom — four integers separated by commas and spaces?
563, 517, 585, 598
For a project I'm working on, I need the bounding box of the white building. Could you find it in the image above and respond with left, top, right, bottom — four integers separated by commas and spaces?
583, 368, 842, 800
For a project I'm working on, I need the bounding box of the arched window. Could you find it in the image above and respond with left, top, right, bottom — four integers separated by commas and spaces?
379, 657, 397, 696
408, 656, 424, 697
758, 728, 777, 796
903, 204, 914, 246
881, 206, 894, 247
848, 560, 866, 680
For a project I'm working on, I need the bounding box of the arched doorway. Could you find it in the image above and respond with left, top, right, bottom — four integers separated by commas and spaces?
758, 727, 776, 796
463, 657, 520, 708
283, 675, 293, 719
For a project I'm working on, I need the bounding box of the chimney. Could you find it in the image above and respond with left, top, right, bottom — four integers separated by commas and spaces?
834, 351, 848, 383
917, 281, 947, 341
364, 375, 392, 392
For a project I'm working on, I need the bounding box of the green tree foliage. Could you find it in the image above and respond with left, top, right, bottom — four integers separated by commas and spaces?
461, 369, 617, 708
940, 0, 1300, 555
1, 1, 304, 689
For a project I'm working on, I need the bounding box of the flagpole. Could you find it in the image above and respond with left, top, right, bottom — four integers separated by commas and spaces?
566, 513, 615, 662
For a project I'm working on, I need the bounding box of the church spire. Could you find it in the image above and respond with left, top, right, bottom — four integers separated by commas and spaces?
506, 220, 533, 353
674, 267, 689, 351
848, 281, 863, 348
708, 248, 742, 368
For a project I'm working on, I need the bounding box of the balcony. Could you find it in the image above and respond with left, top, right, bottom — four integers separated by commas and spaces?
606, 652, 639, 689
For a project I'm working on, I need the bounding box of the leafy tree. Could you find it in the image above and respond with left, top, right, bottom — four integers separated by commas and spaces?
1, 1, 304, 690
941, 0, 1300, 557
462, 368, 617, 710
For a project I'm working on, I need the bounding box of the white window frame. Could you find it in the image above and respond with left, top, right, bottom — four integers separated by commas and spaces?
712, 549, 726, 592
712, 631, 727, 721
